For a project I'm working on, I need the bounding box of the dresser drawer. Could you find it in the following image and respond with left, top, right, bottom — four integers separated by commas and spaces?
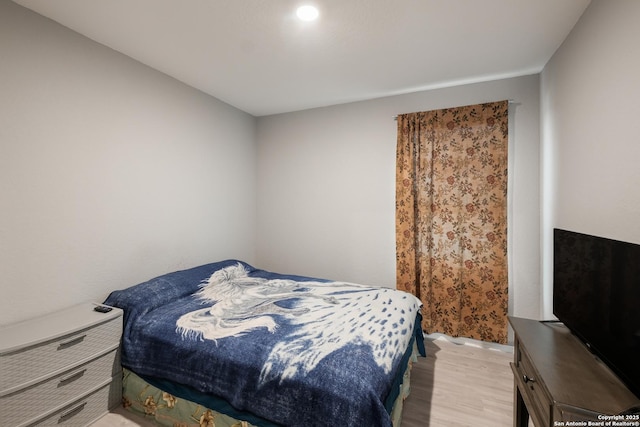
0, 317, 121, 394
23, 377, 122, 427
514, 345, 551, 427
0, 348, 121, 426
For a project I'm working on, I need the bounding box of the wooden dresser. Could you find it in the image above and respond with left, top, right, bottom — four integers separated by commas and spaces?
509, 317, 640, 427
0, 303, 123, 427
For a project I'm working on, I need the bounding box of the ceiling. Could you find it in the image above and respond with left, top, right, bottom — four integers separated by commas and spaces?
13, 0, 591, 117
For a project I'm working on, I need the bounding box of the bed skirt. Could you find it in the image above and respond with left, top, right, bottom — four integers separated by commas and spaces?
120, 344, 419, 427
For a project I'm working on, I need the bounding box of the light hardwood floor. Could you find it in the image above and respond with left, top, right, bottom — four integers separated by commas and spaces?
93, 337, 514, 427
400, 337, 514, 427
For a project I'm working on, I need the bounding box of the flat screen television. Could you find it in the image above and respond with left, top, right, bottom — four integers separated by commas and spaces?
553, 228, 640, 399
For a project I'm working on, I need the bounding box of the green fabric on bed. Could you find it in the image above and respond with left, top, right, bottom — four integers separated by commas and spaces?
122, 369, 257, 427
121, 343, 419, 427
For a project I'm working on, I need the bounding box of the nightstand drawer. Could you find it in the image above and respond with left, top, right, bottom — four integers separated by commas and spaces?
0, 317, 121, 393
0, 349, 121, 426
23, 378, 122, 427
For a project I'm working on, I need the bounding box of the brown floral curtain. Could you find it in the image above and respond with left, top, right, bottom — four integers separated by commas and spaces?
396, 101, 509, 344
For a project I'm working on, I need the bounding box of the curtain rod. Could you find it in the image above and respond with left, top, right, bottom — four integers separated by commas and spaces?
393, 99, 516, 120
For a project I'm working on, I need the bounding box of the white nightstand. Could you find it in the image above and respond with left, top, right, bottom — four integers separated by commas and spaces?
0, 303, 123, 427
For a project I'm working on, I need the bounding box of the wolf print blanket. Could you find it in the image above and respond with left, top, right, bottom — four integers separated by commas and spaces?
104, 260, 424, 427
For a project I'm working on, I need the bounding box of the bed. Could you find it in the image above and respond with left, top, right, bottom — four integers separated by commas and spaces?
104, 259, 425, 426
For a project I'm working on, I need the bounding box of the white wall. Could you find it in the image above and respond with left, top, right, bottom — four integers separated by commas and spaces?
256, 75, 542, 320
0, 1, 257, 325
4, 0, 631, 339
540, 0, 640, 319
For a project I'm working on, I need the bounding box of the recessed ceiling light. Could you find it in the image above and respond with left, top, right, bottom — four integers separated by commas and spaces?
296, 5, 319, 21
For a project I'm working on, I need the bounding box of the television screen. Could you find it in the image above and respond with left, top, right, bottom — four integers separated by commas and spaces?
553, 228, 640, 399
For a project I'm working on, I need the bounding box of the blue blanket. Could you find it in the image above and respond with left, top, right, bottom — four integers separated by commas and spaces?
105, 260, 424, 427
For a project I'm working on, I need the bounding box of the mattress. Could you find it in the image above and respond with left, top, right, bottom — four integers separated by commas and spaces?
121, 343, 418, 427
104, 260, 424, 426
